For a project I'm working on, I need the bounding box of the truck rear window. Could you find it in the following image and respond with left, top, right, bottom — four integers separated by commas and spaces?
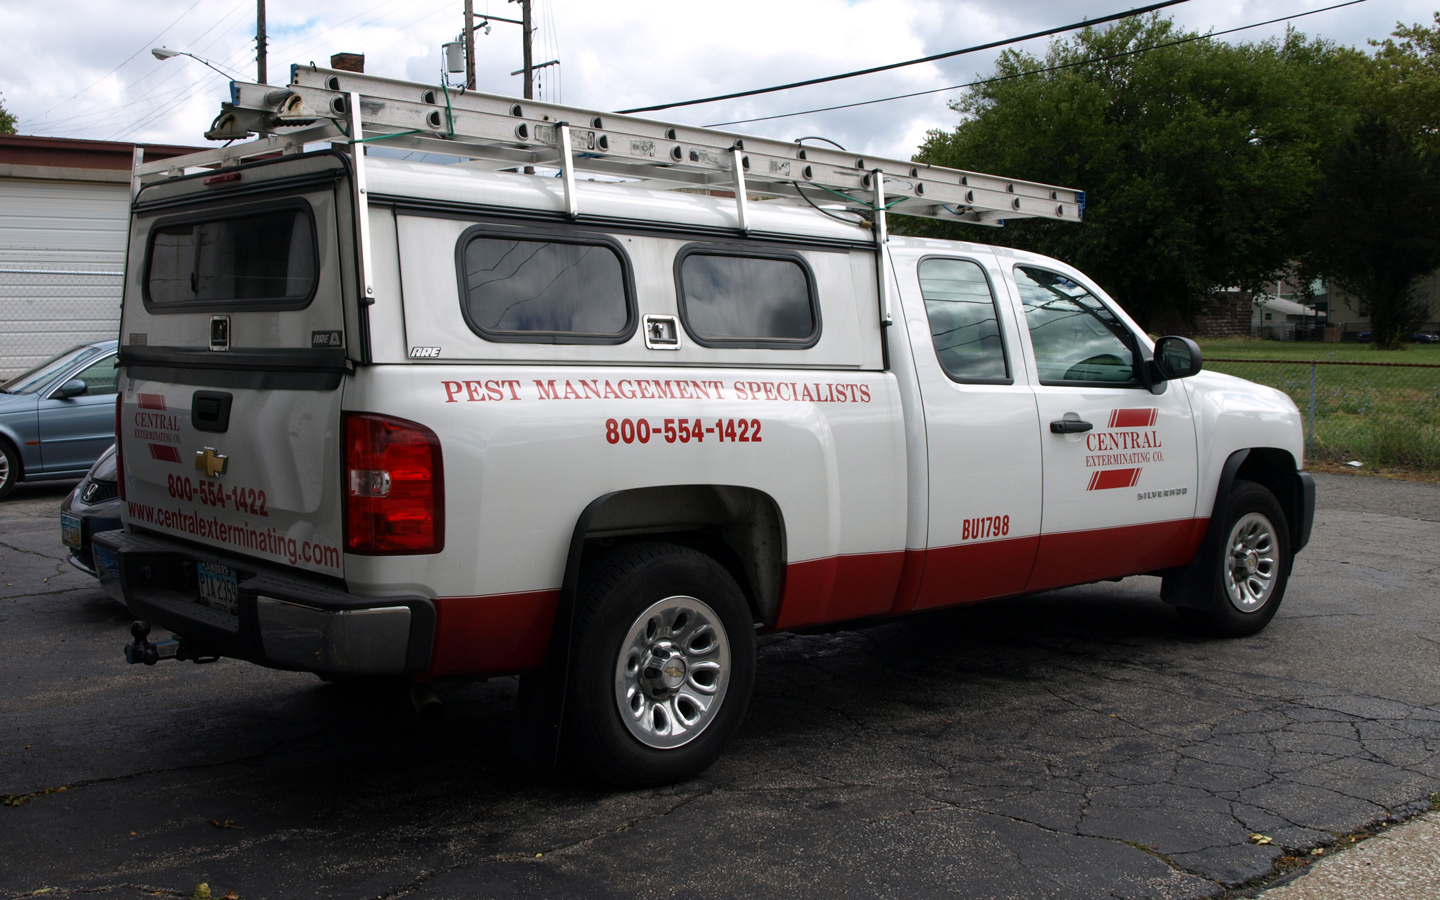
676, 249, 818, 348
459, 232, 634, 343
145, 206, 317, 308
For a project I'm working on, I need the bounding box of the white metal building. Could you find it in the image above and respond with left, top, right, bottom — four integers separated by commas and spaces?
0, 136, 196, 378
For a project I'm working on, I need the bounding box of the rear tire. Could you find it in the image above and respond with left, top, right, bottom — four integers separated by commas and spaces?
564, 542, 756, 787
1173, 480, 1291, 637
0, 440, 18, 501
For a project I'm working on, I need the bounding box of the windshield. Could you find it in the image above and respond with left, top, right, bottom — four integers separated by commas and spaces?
0, 345, 101, 394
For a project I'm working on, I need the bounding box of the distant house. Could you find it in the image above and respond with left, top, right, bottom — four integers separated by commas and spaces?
1252, 295, 1321, 341
0, 136, 197, 378
1325, 271, 1440, 340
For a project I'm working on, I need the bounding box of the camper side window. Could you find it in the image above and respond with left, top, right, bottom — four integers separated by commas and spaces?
675, 247, 819, 349
458, 230, 635, 343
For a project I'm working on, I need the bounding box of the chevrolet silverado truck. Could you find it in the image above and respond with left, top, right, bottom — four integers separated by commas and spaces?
96, 67, 1315, 786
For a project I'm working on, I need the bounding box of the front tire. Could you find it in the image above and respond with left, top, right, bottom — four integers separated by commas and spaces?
0, 440, 18, 501
564, 542, 756, 787
1174, 480, 1291, 637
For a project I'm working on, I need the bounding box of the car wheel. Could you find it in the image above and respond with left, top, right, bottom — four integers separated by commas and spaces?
564, 542, 756, 787
0, 440, 18, 501
1174, 480, 1291, 637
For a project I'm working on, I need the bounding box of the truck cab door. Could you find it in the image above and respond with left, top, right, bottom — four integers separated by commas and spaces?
901, 254, 1042, 609
1004, 265, 1200, 592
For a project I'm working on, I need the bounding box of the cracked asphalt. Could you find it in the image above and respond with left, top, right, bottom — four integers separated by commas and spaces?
2, 471, 1438, 899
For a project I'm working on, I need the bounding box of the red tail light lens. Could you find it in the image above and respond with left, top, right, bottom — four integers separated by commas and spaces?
115, 394, 125, 501
344, 413, 444, 554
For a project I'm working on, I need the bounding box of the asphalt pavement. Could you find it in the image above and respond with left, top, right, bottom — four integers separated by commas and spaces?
1, 470, 1438, 899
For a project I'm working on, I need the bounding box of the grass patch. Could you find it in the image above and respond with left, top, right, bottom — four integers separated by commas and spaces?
1195, 344, 1440, 471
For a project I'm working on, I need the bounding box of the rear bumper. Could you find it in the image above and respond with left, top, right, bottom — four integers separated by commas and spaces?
92, 529, 434, 675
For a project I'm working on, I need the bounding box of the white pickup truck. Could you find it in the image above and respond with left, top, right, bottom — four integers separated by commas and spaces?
96, 67, 1315, 786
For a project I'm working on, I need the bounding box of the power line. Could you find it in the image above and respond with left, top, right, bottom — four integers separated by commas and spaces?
30, 0, 212, 123
707, 0, 1374, 128
619, 0, 1193, 114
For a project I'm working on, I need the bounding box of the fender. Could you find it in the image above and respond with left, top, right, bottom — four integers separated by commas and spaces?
511, 491, 618, 772
1160, 449, 1249, 610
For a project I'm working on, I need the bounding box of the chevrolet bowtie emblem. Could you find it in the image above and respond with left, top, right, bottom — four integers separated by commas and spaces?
194, 447, 228, 477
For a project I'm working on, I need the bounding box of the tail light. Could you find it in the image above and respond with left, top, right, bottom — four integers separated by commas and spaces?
115, 394, 125, 501
344, 413, 444, 555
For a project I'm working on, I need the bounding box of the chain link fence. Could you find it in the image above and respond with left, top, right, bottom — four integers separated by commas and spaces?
0, 268, 123, 379
1207, 358, 1440, 470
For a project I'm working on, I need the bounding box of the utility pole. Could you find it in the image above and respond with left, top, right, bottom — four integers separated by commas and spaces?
256, 0, 267, 83
463, 0, 476, 89
466, 1, 534, 97
517, 0, 533, 100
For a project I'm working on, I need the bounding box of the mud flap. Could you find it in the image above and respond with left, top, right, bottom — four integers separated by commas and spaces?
512, 492, 617, 772
1161, 449, 1248, 611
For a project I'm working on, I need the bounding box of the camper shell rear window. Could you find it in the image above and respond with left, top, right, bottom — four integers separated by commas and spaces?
142, 201, 319, 311
674, 246, 820, 349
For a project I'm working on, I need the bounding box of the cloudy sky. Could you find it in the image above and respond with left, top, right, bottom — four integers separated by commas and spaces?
2, 0, 1434, 160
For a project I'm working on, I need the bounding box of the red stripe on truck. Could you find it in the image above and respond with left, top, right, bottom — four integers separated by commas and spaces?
138, 394, 167, 410
1108, 408, 1157, 428
149, 444, 181, 463
1088, 468, 1142, 490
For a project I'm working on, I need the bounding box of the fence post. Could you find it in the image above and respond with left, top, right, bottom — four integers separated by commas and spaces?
1308, 362, 1317, 453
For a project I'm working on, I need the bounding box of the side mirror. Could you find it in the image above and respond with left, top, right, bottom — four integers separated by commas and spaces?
1153, 336, 1202, 380
58, 378, 89, 398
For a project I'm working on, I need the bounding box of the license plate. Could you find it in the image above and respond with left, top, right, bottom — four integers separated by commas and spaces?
196, 561, 239, 616
61, 512, 82, 549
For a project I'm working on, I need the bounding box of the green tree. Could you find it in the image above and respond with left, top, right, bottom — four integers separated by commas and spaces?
909, 16, 1366, 329
0, 94, 15, 135
1303, 115, 1440, 350
1368, 13, 1440, 156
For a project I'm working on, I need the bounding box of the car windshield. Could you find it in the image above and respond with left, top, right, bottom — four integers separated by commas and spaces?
0, 345, 102, 395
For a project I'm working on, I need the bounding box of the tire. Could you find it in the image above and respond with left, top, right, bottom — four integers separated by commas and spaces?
0, 440, 18, 501
1174, 479, 1291, 637
564, 542, 756, 787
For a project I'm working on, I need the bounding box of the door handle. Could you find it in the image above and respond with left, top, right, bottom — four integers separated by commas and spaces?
1050, 419, 1093, 434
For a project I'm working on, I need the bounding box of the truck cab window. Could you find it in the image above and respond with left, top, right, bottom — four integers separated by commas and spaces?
918, 258, 1009, 382
1013, 266, 1138, 386
459, 234, 633, 342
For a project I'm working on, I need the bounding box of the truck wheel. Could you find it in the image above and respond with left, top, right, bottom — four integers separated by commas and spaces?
1175, 480, 1291, 637
0, 440, 18, 501
565, 542, 756, 787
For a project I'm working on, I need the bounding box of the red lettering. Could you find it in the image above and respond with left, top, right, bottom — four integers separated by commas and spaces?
563, 381, 581, 400
762, 383, 777, 401
502, 380, 522, 400
465, 381, 485, 402
619, 380, 637, 399
486, 380, 505, 401
535, 379, 560, 400
443, 381, 463, 403
580, 379, 603, 400
676, 382, 692, 400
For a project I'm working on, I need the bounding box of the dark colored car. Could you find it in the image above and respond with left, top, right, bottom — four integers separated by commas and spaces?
1356, 330, 1440, 344
0, 341, 120, 500
60, 443, 121, 591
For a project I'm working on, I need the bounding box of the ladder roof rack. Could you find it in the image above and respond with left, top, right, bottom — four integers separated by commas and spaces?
134, 64, 1084, 228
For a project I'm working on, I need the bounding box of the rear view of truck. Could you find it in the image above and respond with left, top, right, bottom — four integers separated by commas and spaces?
97, 149, 438, 676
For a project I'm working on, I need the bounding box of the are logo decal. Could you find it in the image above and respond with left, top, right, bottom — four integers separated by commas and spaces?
410, 346, 442, 358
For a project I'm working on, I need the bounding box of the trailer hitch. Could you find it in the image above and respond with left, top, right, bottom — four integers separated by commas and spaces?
124, 621, 217, 665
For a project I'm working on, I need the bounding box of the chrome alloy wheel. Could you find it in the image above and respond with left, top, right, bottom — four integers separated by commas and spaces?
614, 595, 731, 749
1224, 511, 1278, 613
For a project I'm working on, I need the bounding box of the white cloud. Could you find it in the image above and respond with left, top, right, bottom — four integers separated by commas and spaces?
1, 0, 1433, 159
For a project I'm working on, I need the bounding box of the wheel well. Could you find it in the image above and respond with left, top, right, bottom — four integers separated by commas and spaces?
1233, 448, 1302, 546
0, 433, 21, 480
579, 485, 785, 626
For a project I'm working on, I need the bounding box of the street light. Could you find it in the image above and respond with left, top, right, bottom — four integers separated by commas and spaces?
151, 47, 237, 81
